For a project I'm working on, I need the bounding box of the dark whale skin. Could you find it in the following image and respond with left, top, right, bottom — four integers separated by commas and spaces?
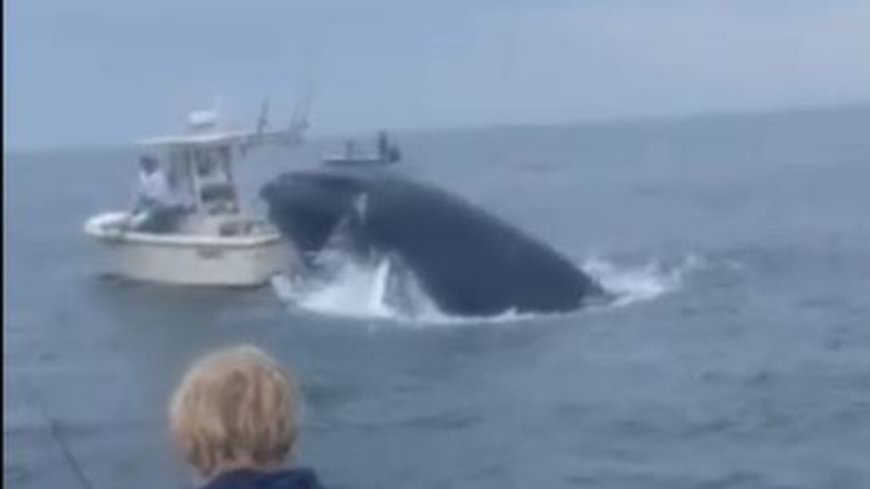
261, 169, 603, 316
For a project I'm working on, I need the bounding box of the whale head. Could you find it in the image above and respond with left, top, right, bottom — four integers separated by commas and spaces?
260, 170, 375, 262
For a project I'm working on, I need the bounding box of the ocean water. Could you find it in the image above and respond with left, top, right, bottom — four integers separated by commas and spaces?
5, 105, 870, 489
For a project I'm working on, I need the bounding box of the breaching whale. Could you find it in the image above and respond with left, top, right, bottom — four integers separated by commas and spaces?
260, 169, 605, 316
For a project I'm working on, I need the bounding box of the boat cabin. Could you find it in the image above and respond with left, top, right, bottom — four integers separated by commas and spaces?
137, 122, 272, 236
83, 105, 307, 286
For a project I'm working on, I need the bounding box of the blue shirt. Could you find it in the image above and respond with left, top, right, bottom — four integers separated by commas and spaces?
201, 468, 326, 489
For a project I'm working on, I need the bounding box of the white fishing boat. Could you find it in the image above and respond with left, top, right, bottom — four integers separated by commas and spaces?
84, 103, 308, 287
322, 131, 401, 167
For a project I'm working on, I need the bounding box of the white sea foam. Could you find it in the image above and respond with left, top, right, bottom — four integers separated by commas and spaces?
271, 252, 703, 326
583, 253, 702, 308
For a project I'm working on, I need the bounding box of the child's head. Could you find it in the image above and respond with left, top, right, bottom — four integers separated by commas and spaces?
169, 345, 299, 478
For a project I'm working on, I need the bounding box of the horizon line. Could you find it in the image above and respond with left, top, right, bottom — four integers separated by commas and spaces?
5, 99, 870, 156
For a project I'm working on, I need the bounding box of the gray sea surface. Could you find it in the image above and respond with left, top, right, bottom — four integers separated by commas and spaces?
5, 105, 870, 489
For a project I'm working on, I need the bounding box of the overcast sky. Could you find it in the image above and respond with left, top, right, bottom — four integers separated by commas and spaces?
5, 0, 870, 149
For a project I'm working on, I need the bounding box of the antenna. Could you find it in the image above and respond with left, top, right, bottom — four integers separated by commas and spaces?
290, 81, 316, 132
256, 98, 270, 134
279, 85, 313, 147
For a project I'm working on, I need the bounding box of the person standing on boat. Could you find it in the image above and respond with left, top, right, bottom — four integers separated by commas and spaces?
131, 155, 186, 232
377, 131, 389, 158
345, 140, 357, 158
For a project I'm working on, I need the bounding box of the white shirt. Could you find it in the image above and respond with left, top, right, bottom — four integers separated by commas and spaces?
139, 170, 170, 201
137, 170, 175, 206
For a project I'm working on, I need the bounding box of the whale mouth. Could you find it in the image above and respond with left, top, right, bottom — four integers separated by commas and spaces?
275, 210, 439, 320
273, 249, 442, 321
260, 172, 370, 264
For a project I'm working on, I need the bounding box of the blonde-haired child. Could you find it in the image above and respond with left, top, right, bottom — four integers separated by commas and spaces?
169, 345, 324, 489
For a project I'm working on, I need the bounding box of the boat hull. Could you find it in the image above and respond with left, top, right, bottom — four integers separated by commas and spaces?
84, 212, 299, 287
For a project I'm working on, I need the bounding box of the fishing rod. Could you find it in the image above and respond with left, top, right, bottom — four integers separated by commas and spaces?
48, 418, 96, 489
26, 382, 96, 489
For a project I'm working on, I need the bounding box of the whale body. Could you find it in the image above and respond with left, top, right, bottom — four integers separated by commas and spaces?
260, 169, 604, 316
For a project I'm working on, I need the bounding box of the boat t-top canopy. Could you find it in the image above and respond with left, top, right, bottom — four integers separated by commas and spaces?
137, 102, 307, 152
138, 126, 305, 153
139, 129, 262, 149
131, 105, 308, 217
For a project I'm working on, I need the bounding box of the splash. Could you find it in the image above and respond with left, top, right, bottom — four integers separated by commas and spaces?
271, 252, 702, 325
583, 254, 702, 308
271, 254, 445, 324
